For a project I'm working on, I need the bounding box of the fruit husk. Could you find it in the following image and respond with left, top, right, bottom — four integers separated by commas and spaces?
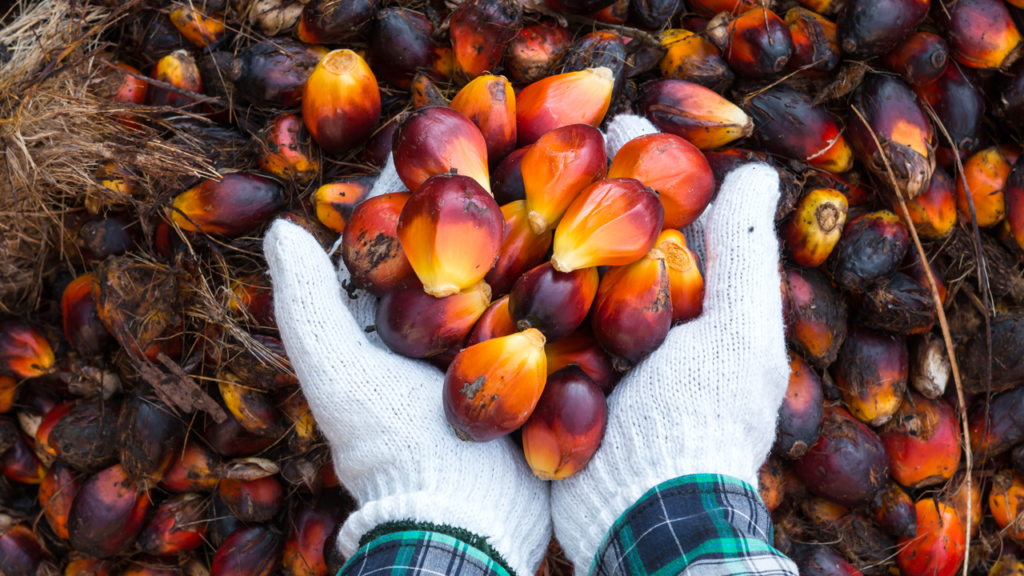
855, 272, 936, 335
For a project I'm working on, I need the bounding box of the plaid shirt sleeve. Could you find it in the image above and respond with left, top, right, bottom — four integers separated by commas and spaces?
339, 529, 512, 576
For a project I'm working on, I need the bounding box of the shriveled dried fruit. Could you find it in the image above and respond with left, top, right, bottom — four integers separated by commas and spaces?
50, 399, 120, 472
231, 39, 327, 108
219, 372, 286, 438
148, 50, 201, 108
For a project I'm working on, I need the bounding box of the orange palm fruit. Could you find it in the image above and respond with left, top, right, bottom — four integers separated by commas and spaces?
784, 8, 840, 74
375, 278, 491, 358
0, 430, 46, 484
836, 0, 929, 59
138, 493, 208, 556
0, 319, 54, 378
278, 389, 318, 454
780, 188, 849, 267
515, 67, 614, 147
258, 113, 318, 184
450, 0, 522, 81
219, 476, 285, 522
313, 177, 373, 234
0, 519, 45, 576
68, 464, 151, 558
522, 124, 607, 234
637, 79, 753, 150
227, 274, 276, 330
659, 29, 734, 94
706, 9, 794, 78
341, 192, 414, 297
879, 392, 960, 489
897, 500, 965, 576
551, 179, 664, 273
410, 73, 448, 108
169, 6, 226, 49
99, 61, 147, 106
1007, 155, 1024, 251
159, 441, 222, 492
936, 0, 1023, 70
35, 401, 72, 460
485, 200, 553, 296
884, 32, 950, 86
654, 230, 704, 324
466, 295, 517, 346
544, 327, 621, 395
956, 145, 1018, 227
743, 88, 853, 173
968, 387, 1024, 460
773, 354, 824, 459
369, 8, 452, 89
95, 161, 139, 196
870, 482, 917, 538
301, 49, 380, 154
785, 255, 852, 368
297, 0, 378, 45
509, 263, 599, 342
897, 169, 957, 238
505, 20, 572, 85
591, 248, 672, 370
398, 172, 503, 297
211, 525, 283, 576
172, 173, 284, 236
148, 50, 202, 108
219, 372, 286, 438
688, 0, 758, 16
62, 272, 113, 358
65, 558, 113, 576
608, 133, 715, 230
830, 325, 908, 426
392, 106, 491, 193
284, 505, 340, 576
990, 470, 1024, 540
757, 456, 785, 512
0, 376, 15, 413
232, 40, 329, 109
522, 365, 607, 480
443, 329, 547, 442
450, 75, 517, 166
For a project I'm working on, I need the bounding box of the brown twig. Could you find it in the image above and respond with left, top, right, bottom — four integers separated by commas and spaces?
558, 13, 660, 45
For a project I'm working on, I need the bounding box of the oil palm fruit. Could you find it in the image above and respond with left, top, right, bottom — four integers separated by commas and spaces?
509, 263, 599, 342
302, 49, 380, 154
35, 401, 72, 461
68, 464, 151, 558
485, 200, 553, 296
258, 114, 318, 184
871, 481, 917, 538
443, 329, 547, 442
362, 119, 401, 169
522, 366, 607, 480
522, 124, 607, 235
99, 61, 147, 107
743, 88, 853, 173
831, 325, 908, 426
773, 354, 824, 459
340, 193, 413, 297
551, 179, 664, 273
913, 64, 985, 155
450, 0, 522, 81
506, 20, 572, 85
410, 73, 448, 108
544, 0, 616, 16
828, 210, 910, 291
392, 107, 491, 194
491, 147, 529, 205
960, 313, 1024, 394
160, 441, 221, 492
836, 0, 929, 59
688, 0, 758, 16
169, 5, 226, 49
898, 169, 957, 238
637, 79, 753, 150
284, 505, 340, 576
956, 145, 1018, 227
990, 470, 1024, 540
0, 319, 54, 378
515, 67, 614, 146
936, 0, 1023, 70
785, 8, 841, 75
0, 431, 46, 484
757, 456, 785, 512
296, 0, 378, 44
211, 526, 282, 576
227, 274, 276, 330
94, 161, 139, 197
451, 75, 516, 166
138, 493, 208, 556
0, 517, 45, 576
706, 9, 794, 78
544, 327, 621, 395
558, 32, 628, 103
659, 29, 733, 93
1008, 154, 1024, 251
0, 376, 14, 413
466, 295, 517, 346
969, 386, 1024, 460
231, 39, 327, 108
118, 388, 184, 488
782, 267, 848, 368
172, 173, 283, 237
50, 399, 120, 472
203, 409, 276, 457
375, 277, 491, 358
369, 9, 452, 89
791, 547, 861, 576
39, 463, 80, 540
219, 476, 285, 522
219, 372, 286, 438
879, 391, 960, 489
313, 177, 373, 235
62, 272, 112, 357
896, 500, 965, 576
278, 389, 318, 454
781, 188, 849, 267
654, 230, 704, 324
148, 50, 201, 108
884, 32, 949, 86
397, 172, 503, 297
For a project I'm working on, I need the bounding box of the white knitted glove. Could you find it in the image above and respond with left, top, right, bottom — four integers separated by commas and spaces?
552, 115, 792, 575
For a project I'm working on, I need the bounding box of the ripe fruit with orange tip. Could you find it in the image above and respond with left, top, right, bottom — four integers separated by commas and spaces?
706, 9, 794, 78
313, 177, 373, 235
138, 493, 208, 556
169, 6, 226, 49
521, 124, 607, 235
897, 500, 965, 576
757, 455, 785, 511
659, 29, 734, 93
509, 263, 599, 342
148, 50, 201, 108
831, 325, 908, 426
0, 517, 46, 576
744, 88, 853, 174
785, 8, 840, 75
956, 145, 1018, 227
897, 169, 957, 238
637, 79, 753, 150
171, 173, 283, 237
160, 441, 221, 493
450, 75, 516, 166
936, 0, 1023, 70
781, 189, 848, 267
62, 272, 112, 358
515, 67, 614, 147
0, 318, 55, 378
39, 463, 80, 540
302, 49, 380, 154
782, 267, 848, 369
284, 505, 340, 576
0, 376, 14, 413
258, 114, 318, 184
392, 106, 492, 194
484, 200, 553, 296
653, 230, 704, 324
773, 354, 824, 459
375, 277, 491, 359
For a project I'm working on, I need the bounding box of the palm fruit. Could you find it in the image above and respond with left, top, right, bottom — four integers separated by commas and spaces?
0, 517, 45, 576
39, 464, 79, 539
757, 456, 785, 511
591, 248, 672, 369
277, 389, 318, 454
946, 474, 982, 538
836, 0, 929, 59
443, 329, 547, 442
936, 0, 1023, 70
793, 406, 889, 507
516, 67, 614, 147
960, 313, 1024, 394
230, 39, 327, 108
909, 333, 950, 399
791, 546, 861, 576
509, 263, 599, 342
491, 147, 529, 205
956, 145, 1018, 227
687, 0, 758, 16
51, 399, 120, 472
544, 327, 621, 395
203, 410, 276, 457
780, 188, 849, 267
376, 278, 491, 358
410, 72, 448, 108
148, 50, 201, 108
171, 173, 283, 237
659, 29, 734, 93
65, 558, 114, 576
830, 325, 908, 426
897, 169, 957, 238
1009, 155, 1024, 251
506, 20, 572, 85
98, 61, 148, 108
637, 79, 753, 150
362, 119, 401, 169
884, 32, 950, 86
297, 0, 377, 44
62, 272, 112, 357
522, 124, 607, 235
138, 493, 208, 556
160, 441, 221, 492
208, 494, 244, 548
312, 179, 372, 237
591, 0, 628, 25
450, 75, 516, 166
897, 500, 965, 576
169, 5, 226, 48
68, 464, 151, 558
608, 133, 714, 230
705, 9, 794, 78
848, 74, 935, 199
743, 88, 852, 173
485, 200, 553, 296
914, 64, 985, 155
219, 372, 286, 438
522, 365, 607, 480
226, 274, 276, 330
0, 376, 14, 413
0, 431, 46, 484
211, 526, 282, 576
75, 214, 142, 263
828, 211, 910, 291
784, 8, 841, 74
118, 388, 185, 488
94, 161, 139, 197
654, 230, 704, 324
992, 470, 1024, 540
773, 354, 824, 459
782, 267, 848, 369
871, 481, 917, 538
35, 401, 72, 461
969, 386, 1024, 460
450, 0, 521, 81
392, 107, 491, 194
220, 476, 285, 522
339, 193, 413, 297
301, 49, 379, 154
559, 32, 628, 103
467, 295, 517, 346
0, 319, 54, 378
551, 179, 664, 273
879, 391, 960, 491
369, 9, 452, 89
258, 113, 318, 184
226, 334, 298, 390
857, 272, 935, 335
284, 504, 340, 576
397, 172, 503, 297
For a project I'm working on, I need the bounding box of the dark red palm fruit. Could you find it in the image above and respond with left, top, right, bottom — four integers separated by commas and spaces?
658, 29, 734, 94
681, 16, 710, 30
147, 50, 201, 109
521, 366, 607, 480
160, 440, 222, 492
0, 519, 45, 576
392, 107, 491, 195
0, 319, 55, 379
467, 296, 517, 348
450, 75, 516, 166
544, 0, 617, 16
793, 406, 889, 507
857, 273, 936, 335
39, 463, 80, 539
784, 8, 841, 75
296, 0, 378, 44
340, 193, 414, 298
847, 74, 935, 199
936, 0, 1023, 70
450, 0, 522, 81
75, 214, 142, 263
591, 0, 628, 24
828, 211, 910, 292
203, 409, 276, 457
743, 87, 852, 174
138, 493, 208, 556
230, 39, 327, 109
791, 546, 861, 576
836, 0, 929, 59
830, 325, 908, 427
1009, 154, 1024, 251
956, 145, 1020, 227
913, 63, 985, 155
61, 272, 112, 358
283, 504, 341, 576
559, 32, 628, 103
363, 119, 401, 168
369, 9, 452, 90
897, 500, 965, 576
35, 401, 73, 461
509, 263, 600, 342
997, 61, 1024, 129
637, 80, 753, 150
896, 168, 958, 239
129, 13, 188, 67
781, 267, 848, 369
50, 399, 120, 473
960, 313, 1024, 394
591, 249, 672, 370
543, 327, 621, 395
491, 147, 529, 206
968, 385, 1024, 460
171, 173, 284, 237
654, 230, 704, 324
706, 9, 794, 78
688, 0, 758, 17
375, 277, 491, 358
208, 494, 244, 548
257, 114, 318, 184
773, 354, 824, 459
0, 376, 14, 413
65, 558, 114, 576
219, 476, 285, 522
302, 50, 380, 155
879, 391, 961, 489
884, 32, 949, 86
506, 21, 573, 85
211, 525, 283, 576
757, 455, 785, 511
118, 388, 185, 489
68, 463, 151, 558
871, 481, 917, 538
805, 169, 873, 207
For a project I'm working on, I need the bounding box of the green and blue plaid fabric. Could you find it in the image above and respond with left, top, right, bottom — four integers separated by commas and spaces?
339, 529, 512, 576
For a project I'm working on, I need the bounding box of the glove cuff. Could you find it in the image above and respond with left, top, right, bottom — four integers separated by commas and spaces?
359, 521, 516, 576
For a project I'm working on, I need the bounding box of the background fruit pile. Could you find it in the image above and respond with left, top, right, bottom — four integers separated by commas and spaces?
2, 0, 1024, 575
